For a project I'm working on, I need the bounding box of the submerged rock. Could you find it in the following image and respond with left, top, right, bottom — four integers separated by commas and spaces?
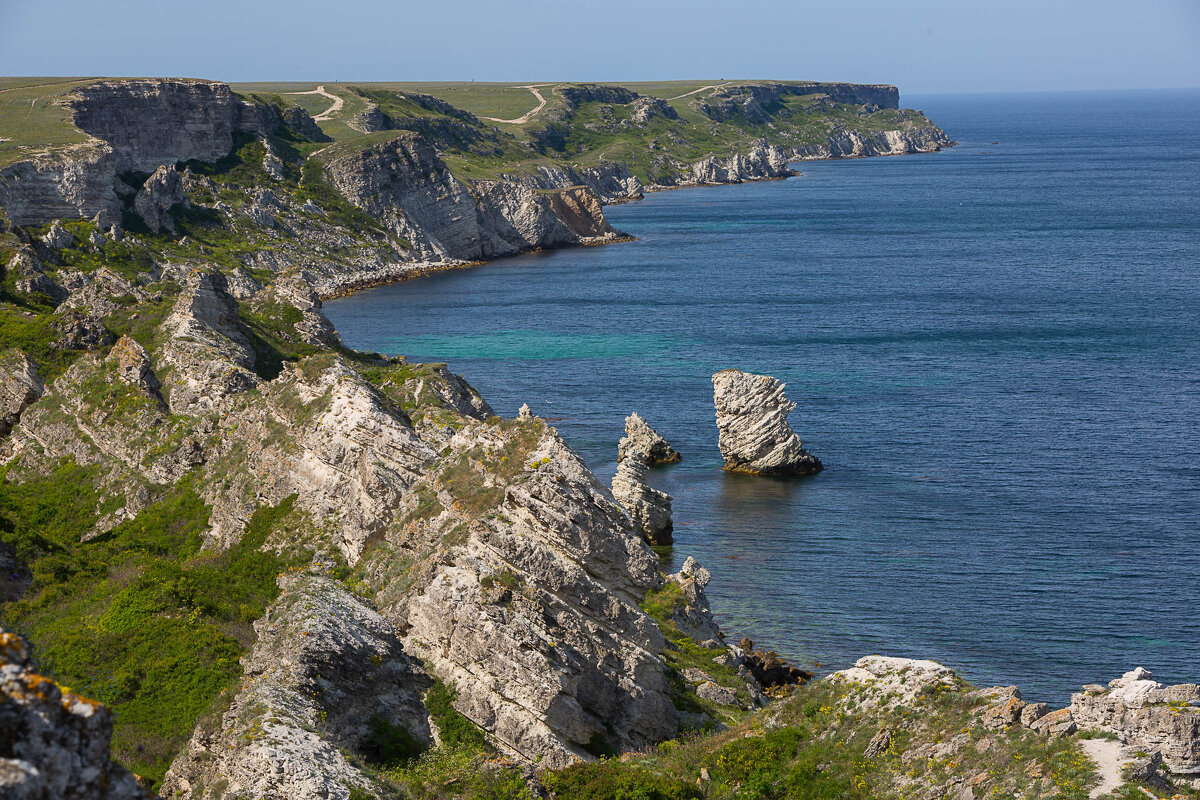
1070, 667, 1200, 775
611, 456, 673, 545
617, 412, 681, 466
711, 369, 822, 476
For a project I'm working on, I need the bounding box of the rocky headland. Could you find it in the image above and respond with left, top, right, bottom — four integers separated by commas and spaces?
3, 74, 1195, 800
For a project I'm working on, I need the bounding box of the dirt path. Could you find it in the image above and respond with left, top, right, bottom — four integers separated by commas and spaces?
284, 85, 343, 122
1080, 739, 1132, 798
667, 82, 730, 100
481, 84, 554, 124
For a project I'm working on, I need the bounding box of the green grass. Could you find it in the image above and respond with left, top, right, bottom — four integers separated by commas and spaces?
0, 464, 310, 788
0, 78, 96, 167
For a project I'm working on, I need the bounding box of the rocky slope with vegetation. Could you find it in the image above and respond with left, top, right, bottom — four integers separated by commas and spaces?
2, 75, 1196, 800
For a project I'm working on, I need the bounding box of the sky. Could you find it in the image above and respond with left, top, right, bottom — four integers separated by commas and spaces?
1, 0, 1198, 94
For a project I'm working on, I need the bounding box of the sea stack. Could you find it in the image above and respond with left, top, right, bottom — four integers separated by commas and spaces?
611, 457, 674, 545
712, 369, 822, 476
617, 412, 681, 465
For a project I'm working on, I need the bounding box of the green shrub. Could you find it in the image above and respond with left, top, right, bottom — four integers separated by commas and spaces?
542, 761, 701, 800
361, 713, 426, 767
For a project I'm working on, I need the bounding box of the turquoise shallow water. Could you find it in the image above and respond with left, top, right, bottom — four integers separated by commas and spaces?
327, 90, 1200, 703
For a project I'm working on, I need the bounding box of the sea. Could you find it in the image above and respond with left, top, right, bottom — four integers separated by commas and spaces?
325, 90, 1200, 704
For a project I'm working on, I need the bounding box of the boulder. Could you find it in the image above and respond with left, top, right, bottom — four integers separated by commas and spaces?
133, 164, 184, 233
611, 457, 673, 545
736, 637, 812, 689
617, 412, 681, 465
1028, 708, 1078, 738
981, 696, 1027, 729
7, 248, 67, 305
0, 627, 148, 799
1069, 667, 1200, 774
0, 351, 43, 438
711, 369, 822, 476
41, 219, 74, 249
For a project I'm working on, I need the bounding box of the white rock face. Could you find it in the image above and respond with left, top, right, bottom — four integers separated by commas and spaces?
611, 456, 673, 545
0, 628, 147, 800
711, 369, 822, 476
323, 131, 622, 264
0, 351, 44, 438
133, 164, 184, 233
617, 412, 681, 466
161, 572, 432, 800
1070, 667, 1200, 775
158, 271, 259, 415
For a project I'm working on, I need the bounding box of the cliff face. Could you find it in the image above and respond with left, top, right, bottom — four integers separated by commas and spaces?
68, 79, 274, 173
0, 141, 119, 226
323, 132, 623, 263
693, 81, 899, 124
0, 79, 317, 227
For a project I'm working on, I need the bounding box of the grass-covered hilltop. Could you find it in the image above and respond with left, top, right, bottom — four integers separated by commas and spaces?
1, 75, 1197, 800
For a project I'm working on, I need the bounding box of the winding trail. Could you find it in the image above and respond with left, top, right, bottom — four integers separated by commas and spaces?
1080, 739, 1131, 799
284, 85, 343, 122
667, 82, 730, 100
481, 84, 554, 124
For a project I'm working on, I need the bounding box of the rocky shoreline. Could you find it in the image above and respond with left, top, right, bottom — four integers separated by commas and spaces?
9, 76, 1196, 800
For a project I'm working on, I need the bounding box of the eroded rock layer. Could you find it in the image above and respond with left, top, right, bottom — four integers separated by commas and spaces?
712, 369, 823, 476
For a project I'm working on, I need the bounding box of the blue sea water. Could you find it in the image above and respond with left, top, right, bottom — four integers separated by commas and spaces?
326, 90, 1200, 703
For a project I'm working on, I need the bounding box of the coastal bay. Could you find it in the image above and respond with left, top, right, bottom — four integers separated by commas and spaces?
327, 89, 1200, 704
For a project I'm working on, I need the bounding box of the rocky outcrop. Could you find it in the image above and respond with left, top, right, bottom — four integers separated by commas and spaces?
1, 79, 323, 228
401, 422, 677, 768
158, 270, 259, 414
695, 82, 899, 124
617, 412, 681, 466
611, 456, 673, 545
348, 102, 388, 133
793, 124, 951, 159
132, 164, 184, 233
665, 557, 721, 645
161, 572, 432, 800
629, 97, 680, 125
5, 247, 66, 304
712, 369, 822, 476
67, 79, 279, 173
0, 142, 120, 226
506, 162, 643, 204
0, 628, 147, 800
650, 143, 795, 189
828, 656, 959, 710
1070, 667, 1200, 775
558, 84, 640, 107
324, 132, 623, 263
0, 351, 43, 439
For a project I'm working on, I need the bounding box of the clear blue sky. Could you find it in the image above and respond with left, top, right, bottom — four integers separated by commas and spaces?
2, 0, 1197, 94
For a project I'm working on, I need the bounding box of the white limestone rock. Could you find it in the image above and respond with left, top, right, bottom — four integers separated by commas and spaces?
611, 456, 673, 545
161, 572, 432, 800
712, 369, 822, 476
157, 270, 259, 414
617, 412, 681, 466
1070, 667, 1200, 775
133, 164, 184, 233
